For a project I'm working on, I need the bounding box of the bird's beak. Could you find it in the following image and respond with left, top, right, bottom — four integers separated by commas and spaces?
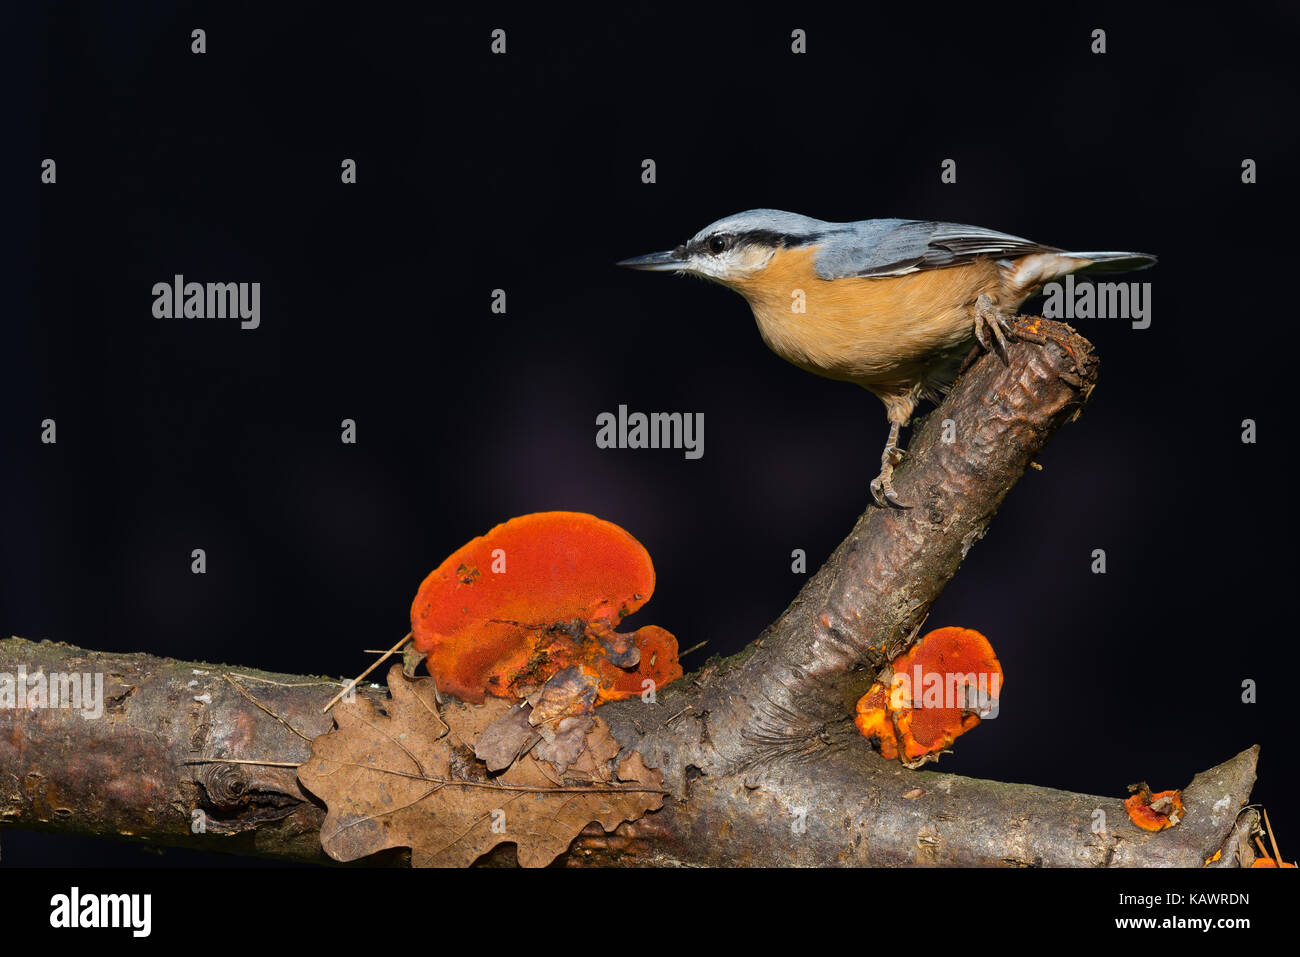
616, 249, 686, 272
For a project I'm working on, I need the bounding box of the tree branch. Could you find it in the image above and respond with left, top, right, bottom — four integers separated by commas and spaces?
0, 320, 1262, 866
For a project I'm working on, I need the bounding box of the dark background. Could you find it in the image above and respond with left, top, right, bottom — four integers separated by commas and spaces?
4, 1, 1296, 865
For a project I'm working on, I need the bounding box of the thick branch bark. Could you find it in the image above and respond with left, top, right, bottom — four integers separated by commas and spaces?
0, 321, 1262, 866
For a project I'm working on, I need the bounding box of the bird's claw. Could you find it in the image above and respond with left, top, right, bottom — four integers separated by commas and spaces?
973, 294, 1013, 366
870, 445, 910, 509
870, 474, 908, 509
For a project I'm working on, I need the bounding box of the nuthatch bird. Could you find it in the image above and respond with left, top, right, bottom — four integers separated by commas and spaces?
618, 210, 1155, 506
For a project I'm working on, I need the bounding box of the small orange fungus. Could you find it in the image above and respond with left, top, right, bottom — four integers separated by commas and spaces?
854, 626, 1003, 766
1124, 785, 1185, 832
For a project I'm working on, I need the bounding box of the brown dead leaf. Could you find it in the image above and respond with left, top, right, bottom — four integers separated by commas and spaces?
528, 665, 599, 727
402, 643, 428, 679
533, 714, 595, 772
475, 703, 541, 772
298, 664, 664, 867
560, 716, 620, 779
615, 748, 658, 786
443, 695, 516, 745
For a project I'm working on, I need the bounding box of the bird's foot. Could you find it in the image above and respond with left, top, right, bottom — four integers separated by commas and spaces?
870, 444, 909, 509
973, 293, 1014, 365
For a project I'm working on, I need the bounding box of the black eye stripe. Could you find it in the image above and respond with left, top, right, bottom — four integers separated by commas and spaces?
687, 229, 821, 258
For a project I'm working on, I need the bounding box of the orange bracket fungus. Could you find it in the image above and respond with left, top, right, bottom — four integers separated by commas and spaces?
1124, 783, 1185, 831
602, 625, 682, 698
410, 511, 682, 705
853, 626, 1003, 768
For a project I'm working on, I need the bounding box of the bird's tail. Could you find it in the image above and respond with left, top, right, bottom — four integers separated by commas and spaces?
1002, 250, 1157, 307
1059, 251, 1158, 273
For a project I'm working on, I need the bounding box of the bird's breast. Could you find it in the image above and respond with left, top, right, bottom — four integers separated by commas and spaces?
726, 248, 1005, 388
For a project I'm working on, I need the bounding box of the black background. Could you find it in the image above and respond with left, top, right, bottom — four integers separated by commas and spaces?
4, 1, 1297, 867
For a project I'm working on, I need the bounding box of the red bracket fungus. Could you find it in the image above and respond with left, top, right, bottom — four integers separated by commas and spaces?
1124, 783, 1185, 832
603, 625, 682, 698
853, 626, 1003, 767
410, 511, 681, 704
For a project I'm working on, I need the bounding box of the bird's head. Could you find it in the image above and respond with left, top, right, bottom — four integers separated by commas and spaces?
617, 209, 829, 287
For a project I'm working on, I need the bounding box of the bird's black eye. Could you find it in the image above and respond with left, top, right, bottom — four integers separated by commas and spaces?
708, 235, 729, 255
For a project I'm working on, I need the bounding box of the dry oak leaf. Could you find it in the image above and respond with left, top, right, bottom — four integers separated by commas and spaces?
297, 664, 664, 867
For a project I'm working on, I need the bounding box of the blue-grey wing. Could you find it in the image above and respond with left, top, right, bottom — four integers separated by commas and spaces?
813, 220, 1059, 280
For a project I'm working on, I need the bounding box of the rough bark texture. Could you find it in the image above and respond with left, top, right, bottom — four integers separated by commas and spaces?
0, 320, 1262, 866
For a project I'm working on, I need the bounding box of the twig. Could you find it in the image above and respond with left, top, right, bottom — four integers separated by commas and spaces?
322, 632, 411, 714
1262, 806, 1284, 864
224, 673, 313, 742
327, 761, 669, 794
226, 672, 339, 689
